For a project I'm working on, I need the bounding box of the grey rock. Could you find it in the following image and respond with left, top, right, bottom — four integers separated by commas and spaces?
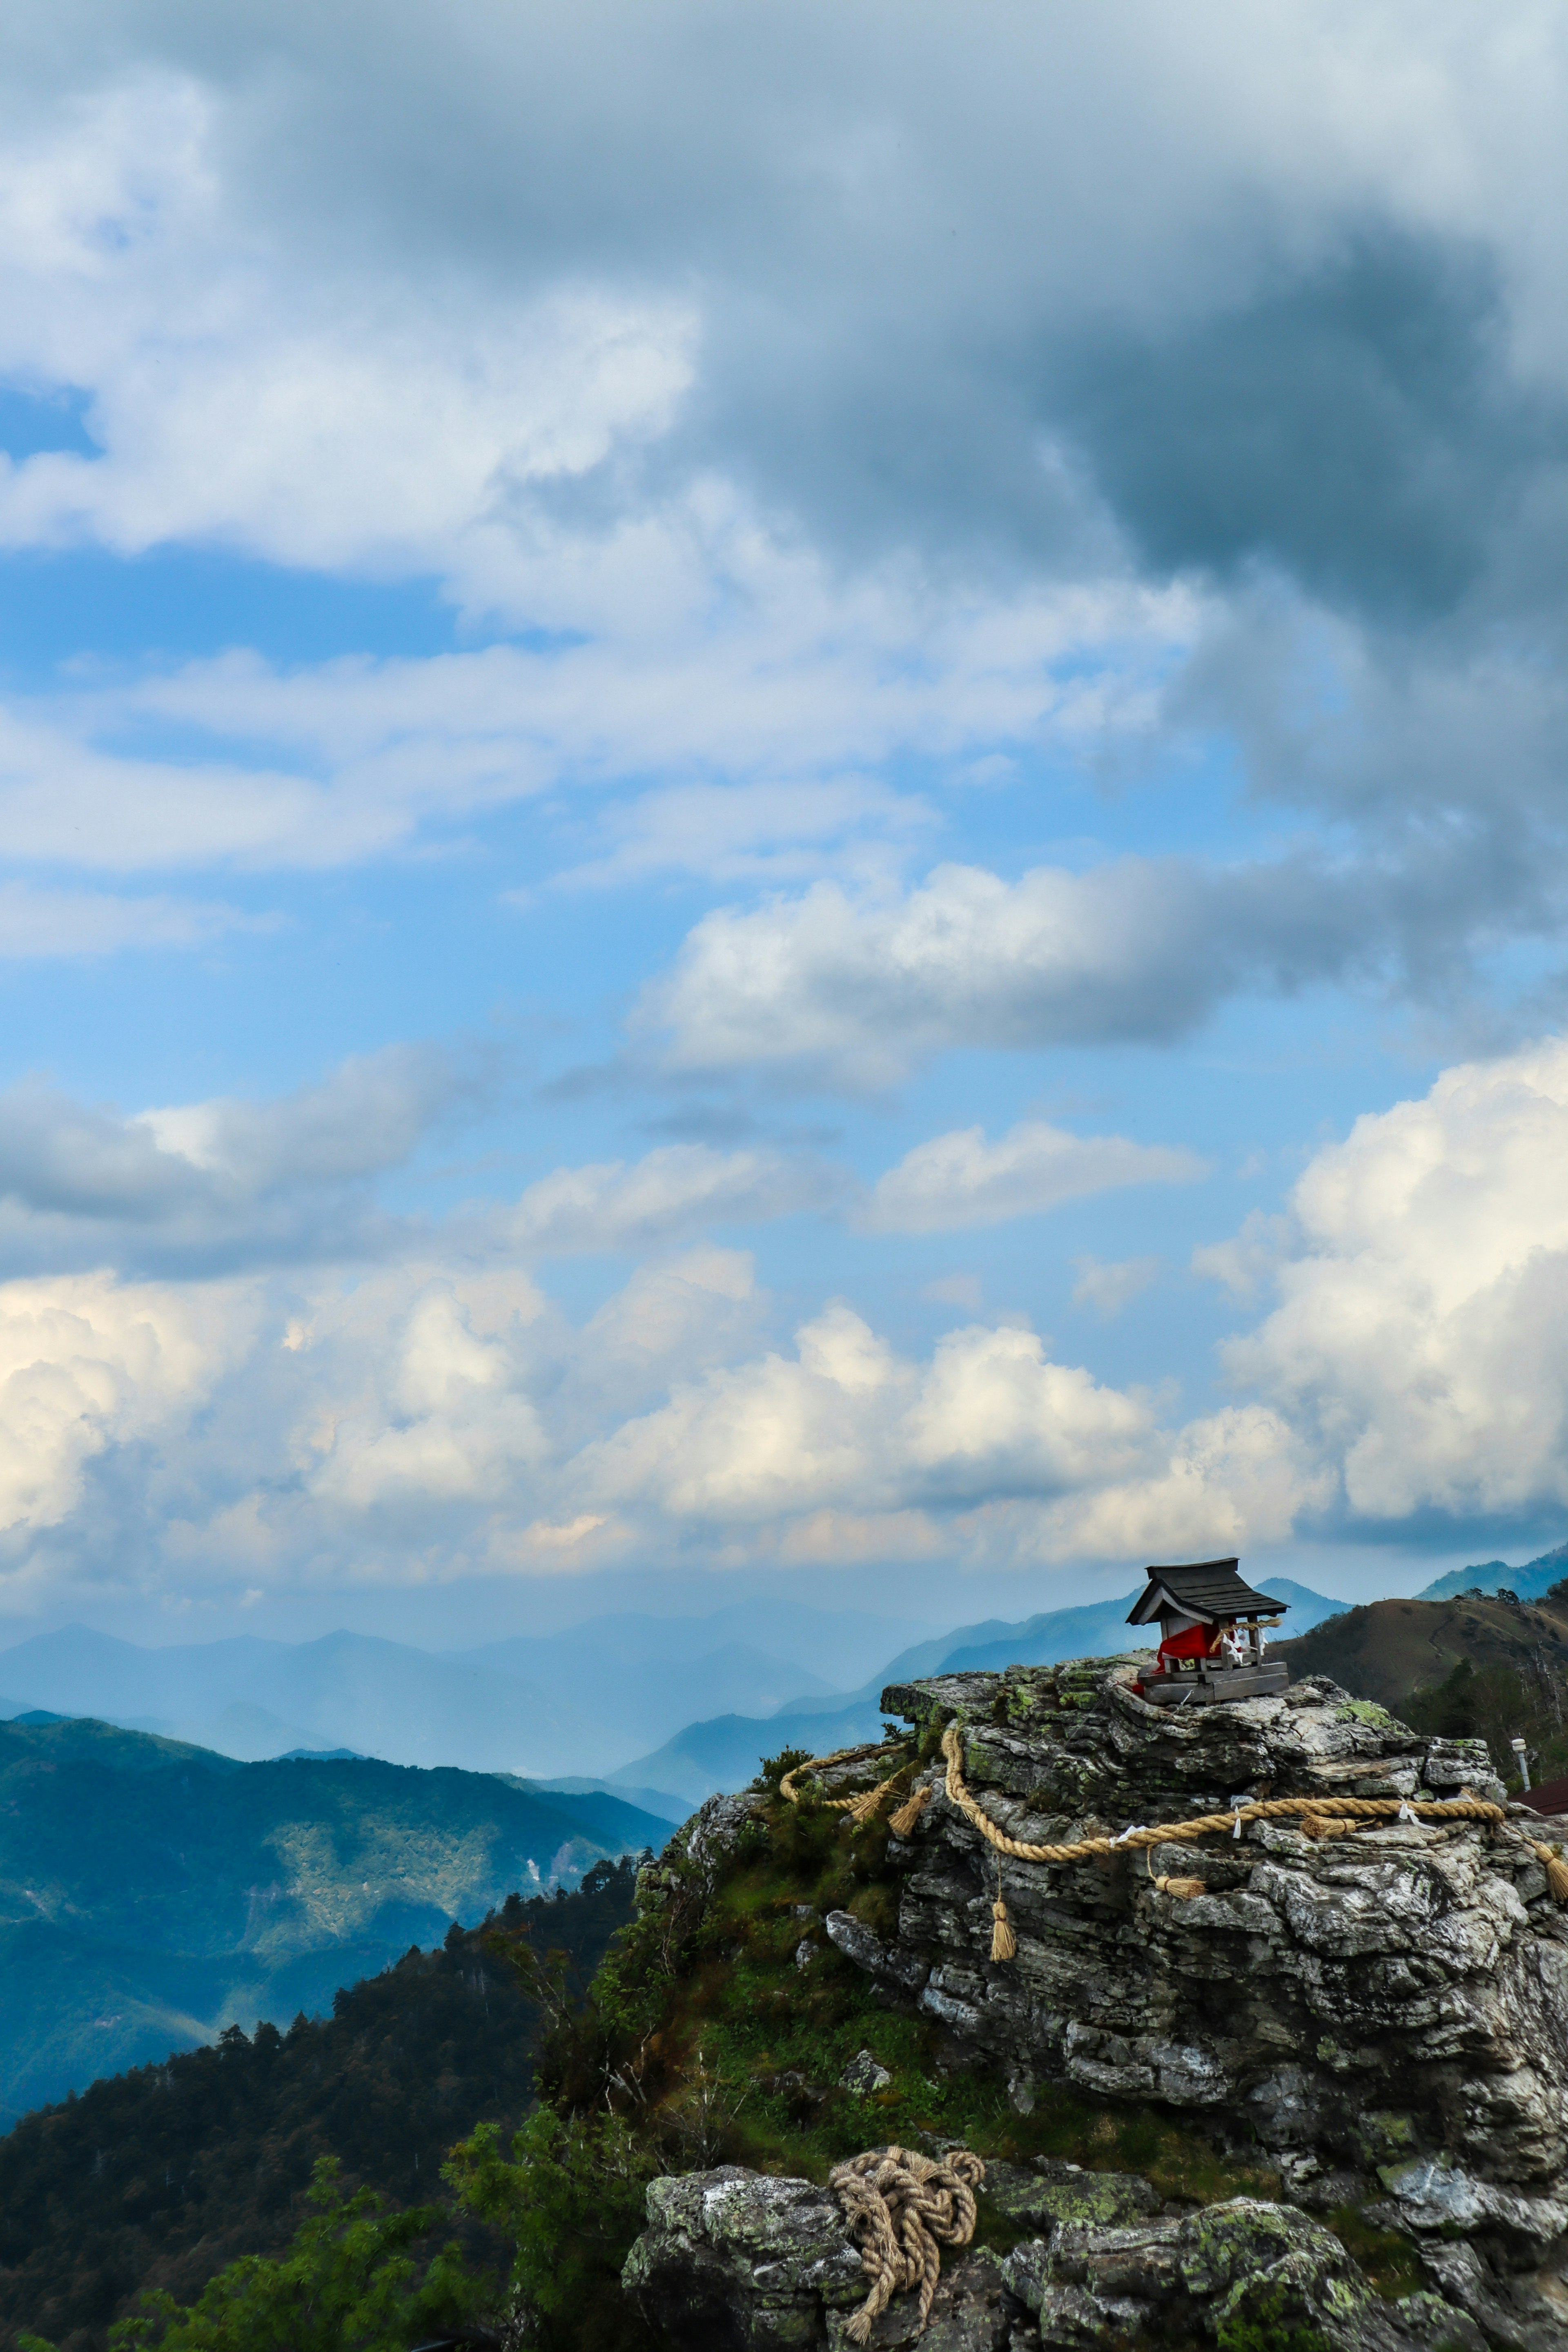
621, 2165, 864, 2349
623, 2169, 1492, 2352
1418, 2239, 1568, 2352
842, 1658, 1566, 2197
824, 2249, 1015, 2350
981, 2160, 1158, 2236
1002, 2196, 1486, 2352
840, 2047, 893, 2096
1376, 2157, 1568, 2261
824, 1908, 930, 1992
685, 1789, 769, 1889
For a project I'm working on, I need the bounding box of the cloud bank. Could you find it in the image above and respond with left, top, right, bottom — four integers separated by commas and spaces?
0, 1040, 1565, 1606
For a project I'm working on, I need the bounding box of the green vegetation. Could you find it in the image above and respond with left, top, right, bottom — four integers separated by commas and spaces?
0, 1865, 635, 2352
0, 1715, 670, 2121
10, 1740, 1451, 2351
92, 2164, 490, 2352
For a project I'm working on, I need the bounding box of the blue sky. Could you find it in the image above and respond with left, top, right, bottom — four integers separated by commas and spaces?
2, 2, 1568, 1648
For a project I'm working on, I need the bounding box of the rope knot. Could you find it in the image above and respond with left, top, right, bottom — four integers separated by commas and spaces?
829, 2145, 984, 2343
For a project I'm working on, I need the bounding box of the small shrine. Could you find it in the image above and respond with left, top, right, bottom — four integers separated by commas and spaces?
1127, 1557, 1289, 1706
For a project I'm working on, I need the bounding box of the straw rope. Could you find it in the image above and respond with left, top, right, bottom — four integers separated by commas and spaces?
777, 1742, 912, 1826
773, 1720, 1566, 1967
828, 2144, 983, 2344
938, 1721, 1507, 1860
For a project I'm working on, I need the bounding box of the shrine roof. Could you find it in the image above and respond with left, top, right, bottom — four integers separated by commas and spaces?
1125, 1557, 1289, 1626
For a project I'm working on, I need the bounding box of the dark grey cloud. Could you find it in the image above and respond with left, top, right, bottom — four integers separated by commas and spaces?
1050, 228, 1568, 623
6, 4, 1561, 626
6, 0, 1568, 1066
0, 1043, 491, 1275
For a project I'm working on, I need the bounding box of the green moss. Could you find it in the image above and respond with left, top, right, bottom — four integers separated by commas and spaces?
1335, 1700, 1403, 1732
1326, 2207, 1425, 2300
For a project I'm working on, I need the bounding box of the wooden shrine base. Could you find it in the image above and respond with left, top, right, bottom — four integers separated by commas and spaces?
1138, 1661, 1290, 1707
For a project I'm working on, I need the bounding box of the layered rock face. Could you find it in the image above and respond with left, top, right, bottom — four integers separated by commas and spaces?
835, 1661, 1568, 2223
620, 1659, 1568, 2349
621, 2160, 1488, 2349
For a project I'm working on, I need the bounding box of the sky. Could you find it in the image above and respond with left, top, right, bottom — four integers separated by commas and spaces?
2, 0, 1568, 1650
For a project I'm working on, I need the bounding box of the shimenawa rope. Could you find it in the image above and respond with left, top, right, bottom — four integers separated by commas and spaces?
773, 1722, 1565, 1964
777, 1742, 912, 1826
933, 1721, 1568, 1948
828, 2144, 983, 2344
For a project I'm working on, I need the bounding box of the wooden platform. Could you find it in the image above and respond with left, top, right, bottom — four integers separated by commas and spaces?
1139, 1661, 1290, 1706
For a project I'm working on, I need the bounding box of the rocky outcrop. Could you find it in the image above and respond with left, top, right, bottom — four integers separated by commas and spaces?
848, 1661, 1568, 2214
619, 1656, 1568, 2348
620, 2161, 1488, 2349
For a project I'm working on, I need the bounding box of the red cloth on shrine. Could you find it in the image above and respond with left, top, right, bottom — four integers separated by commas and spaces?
1157, 1621, 1220, 1663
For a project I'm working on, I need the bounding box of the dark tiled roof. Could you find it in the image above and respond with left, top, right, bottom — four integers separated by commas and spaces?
1520, 1773, 1568, 1819
1126, 1558, 1289, 1626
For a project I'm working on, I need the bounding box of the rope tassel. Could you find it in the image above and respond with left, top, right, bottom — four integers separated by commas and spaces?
889, 1784, 932, 1839
990, 1897, 1016, 1962
1533, 1844, 1568, 1903
1152, 1874, 1206, 1898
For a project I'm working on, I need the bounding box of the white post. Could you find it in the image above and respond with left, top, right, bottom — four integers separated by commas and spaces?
1512, 1736, 1532, 1791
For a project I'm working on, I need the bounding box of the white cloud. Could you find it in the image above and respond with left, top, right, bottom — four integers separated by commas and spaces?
298, 1272, 550, 1512
0, 880, 254, 957
4, 559, 1184, 879
1072, 1254, 1163, 1318
571, 1301, 1320, 1559
52, 1019, 1568, 1589
550, 775, 935, 891
1216, 1036, 1568, 1525
502, 1144, 840, 1256
865, 1120, 1203, 1233
0, 1045, 486, 1275
0, 78, 694, 575
0, 1272, 241, 1536
640, 856, 1395, 1087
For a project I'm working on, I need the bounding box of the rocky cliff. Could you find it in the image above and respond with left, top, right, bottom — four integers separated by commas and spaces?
619, 1657, 1568, 2349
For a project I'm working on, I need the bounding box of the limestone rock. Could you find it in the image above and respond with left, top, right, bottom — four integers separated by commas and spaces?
840, 2048, 893, 2096
620, 2165, 864, 2349
852, 1660, 1567, 2204
684, 1789, 769, 1888
980, 2160, 1158, 2235
621, 2168, 1488, 2351
1002, 2195, 1487, 2350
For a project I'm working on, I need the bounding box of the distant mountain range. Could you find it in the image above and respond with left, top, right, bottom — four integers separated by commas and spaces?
0, 1599, 929, 1782
1419, 1539, 1568, 1604
0, 1712, 670, 2125
610, 1576, 1349, 1806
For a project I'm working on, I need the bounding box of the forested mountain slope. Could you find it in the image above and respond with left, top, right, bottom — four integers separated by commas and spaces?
1277, 1583, 1568, 1785
0, 1862, 635, 2352
0, 1717, 667, 2122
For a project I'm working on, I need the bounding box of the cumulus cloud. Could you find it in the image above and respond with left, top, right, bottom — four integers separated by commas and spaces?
1213, 1036, 1568, 1529
0, 1271, 241, 1537
27, 1036, 1568, 1594
865, 1120, 1202, 1234
640, 854, 1424, 1087
570, 1304, 1321, 1561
